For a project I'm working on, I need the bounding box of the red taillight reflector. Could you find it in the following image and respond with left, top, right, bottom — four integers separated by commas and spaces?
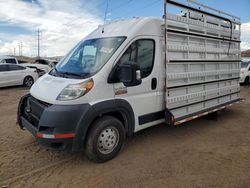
54, 133, 75, 139
36, 133, 75, 139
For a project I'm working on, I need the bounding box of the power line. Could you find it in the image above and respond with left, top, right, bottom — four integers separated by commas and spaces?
44, 0, 135, 39
112, 0, 162, 20
108, 0, 133, 13
41, 1, 107, 39
42, 0, 162, 44
18, 0, 162, 57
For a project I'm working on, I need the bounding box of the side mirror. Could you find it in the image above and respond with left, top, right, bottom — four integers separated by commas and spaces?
118, 61, 142, 86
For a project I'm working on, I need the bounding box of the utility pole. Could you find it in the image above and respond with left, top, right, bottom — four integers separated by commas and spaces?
37, 28, 41, 58
20, 41, 22, 56
18, 42, 22, 56
14, 48, 16, 56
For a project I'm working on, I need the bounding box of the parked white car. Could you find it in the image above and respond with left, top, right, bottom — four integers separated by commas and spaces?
22, 63, 51, 77
0, 64, 38, 88
240, 60, 250, 85
0, 56, 51, 77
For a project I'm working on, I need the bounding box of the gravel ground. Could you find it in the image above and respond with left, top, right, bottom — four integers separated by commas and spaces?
0, 86, 250, 188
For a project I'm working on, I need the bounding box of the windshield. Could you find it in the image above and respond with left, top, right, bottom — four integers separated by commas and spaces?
241, 61, 250, 68
54, 37, 126, 78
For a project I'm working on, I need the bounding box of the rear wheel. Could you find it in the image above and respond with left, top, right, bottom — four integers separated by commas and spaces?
85, 116, 125, 163
244, 76, 249, 85
23, 76, 34, 87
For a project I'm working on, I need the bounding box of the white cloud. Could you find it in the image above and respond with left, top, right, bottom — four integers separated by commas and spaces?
241, 22, 250, 51
0, 0, 102, 57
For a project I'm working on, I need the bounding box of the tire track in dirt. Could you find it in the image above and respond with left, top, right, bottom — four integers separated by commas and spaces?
0, 156, 75, 186
0, 141, 73, 182
0, 141, 36, 154
1, 86, 250, 188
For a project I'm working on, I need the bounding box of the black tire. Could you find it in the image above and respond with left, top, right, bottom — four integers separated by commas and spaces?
85, 116, 125, 163
244, 76, 250, 85
23, 76, 34, 87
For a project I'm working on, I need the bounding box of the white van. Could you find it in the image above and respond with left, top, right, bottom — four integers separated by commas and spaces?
17, 0, 242, 162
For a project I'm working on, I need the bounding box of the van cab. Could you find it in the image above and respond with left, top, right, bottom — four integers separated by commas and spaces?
18, 18, 165, 162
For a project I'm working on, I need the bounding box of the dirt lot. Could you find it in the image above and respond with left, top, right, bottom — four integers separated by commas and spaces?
0, 86, 250, 188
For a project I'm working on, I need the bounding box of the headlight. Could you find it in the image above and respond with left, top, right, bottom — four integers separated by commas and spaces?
240, 71, 246, 76
57, 79, 94, 101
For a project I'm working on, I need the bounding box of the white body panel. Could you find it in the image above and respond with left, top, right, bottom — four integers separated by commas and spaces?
240, 59, 250, 83
23, 63, 51, 73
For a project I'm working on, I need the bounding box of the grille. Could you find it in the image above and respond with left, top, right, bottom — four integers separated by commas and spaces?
23, 97, 51, 128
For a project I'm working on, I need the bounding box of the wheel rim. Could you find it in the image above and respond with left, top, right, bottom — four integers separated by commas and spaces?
25, 77, 33, 87
97, 126, 119, 154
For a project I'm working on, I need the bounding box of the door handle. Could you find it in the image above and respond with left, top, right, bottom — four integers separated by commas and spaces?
151, 77, 157, 90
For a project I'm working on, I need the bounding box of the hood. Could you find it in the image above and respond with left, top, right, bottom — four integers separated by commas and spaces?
30, 74, 88, 104
23, 63, 51, 72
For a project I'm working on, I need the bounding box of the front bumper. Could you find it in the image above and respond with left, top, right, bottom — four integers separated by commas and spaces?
17, 94, 90, 150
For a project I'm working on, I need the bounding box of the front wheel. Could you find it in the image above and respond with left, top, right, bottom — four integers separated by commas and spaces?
23, 76, 34, 87
85, 116, 125, 163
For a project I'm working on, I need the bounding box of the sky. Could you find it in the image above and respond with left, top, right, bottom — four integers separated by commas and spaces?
0, 0, 249, 57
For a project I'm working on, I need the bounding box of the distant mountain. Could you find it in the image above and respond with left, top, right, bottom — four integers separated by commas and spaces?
16, 56, 35, 63
14, 56, 62, 63
241, 50, 250, 57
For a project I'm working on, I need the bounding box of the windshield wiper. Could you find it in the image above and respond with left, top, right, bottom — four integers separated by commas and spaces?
50, 67, 61, 77
61, 71, 85, 78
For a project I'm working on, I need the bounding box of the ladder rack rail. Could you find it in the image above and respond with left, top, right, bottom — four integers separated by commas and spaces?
187, 0, 240, 22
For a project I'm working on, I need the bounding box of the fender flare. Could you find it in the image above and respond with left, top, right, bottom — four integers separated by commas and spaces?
72, 99, 135, 151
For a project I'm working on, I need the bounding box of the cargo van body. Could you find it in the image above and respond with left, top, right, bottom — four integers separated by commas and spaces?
17, 0, 242, 162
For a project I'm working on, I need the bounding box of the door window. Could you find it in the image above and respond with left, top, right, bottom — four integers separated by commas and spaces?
5, 59, 17, 64
8, 65, 26, 71
0, 65, 8, 72
119, 39, 155, 78
0, 59, 6, 63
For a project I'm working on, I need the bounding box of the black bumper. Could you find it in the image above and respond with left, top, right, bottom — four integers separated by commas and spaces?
17, 94, 90, 150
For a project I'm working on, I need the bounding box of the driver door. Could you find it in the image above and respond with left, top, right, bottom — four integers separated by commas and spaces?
113, 38, 159, 131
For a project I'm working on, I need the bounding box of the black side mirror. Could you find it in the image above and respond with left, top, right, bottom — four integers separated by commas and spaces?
118, 61, 142, 87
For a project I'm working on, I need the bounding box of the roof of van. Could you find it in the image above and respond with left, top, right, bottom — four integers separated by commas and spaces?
85, 17, 163, 40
